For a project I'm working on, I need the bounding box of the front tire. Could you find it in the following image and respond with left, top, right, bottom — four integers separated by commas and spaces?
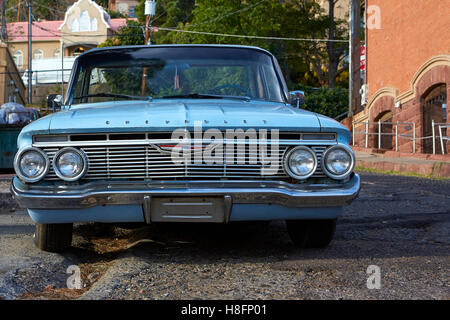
286, 219, 336, 248
34, 223, 73, 252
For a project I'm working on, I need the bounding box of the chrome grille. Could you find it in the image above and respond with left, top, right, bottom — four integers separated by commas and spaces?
41, 145, 328, 180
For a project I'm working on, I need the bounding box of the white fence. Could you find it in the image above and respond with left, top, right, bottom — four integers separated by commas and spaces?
352, 120, 449, 155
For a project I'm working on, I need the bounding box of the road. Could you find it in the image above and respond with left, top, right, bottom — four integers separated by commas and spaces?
0, 172, 449, 300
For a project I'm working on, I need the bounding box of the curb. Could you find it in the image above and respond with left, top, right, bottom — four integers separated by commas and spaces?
356, 159, 450, 179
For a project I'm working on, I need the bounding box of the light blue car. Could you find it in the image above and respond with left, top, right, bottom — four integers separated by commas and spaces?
11, 45, 360, 252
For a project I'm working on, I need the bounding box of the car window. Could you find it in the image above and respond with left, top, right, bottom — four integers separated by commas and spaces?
70, 47, 285, 104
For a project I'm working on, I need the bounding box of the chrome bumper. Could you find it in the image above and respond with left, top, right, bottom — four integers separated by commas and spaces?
11, 174, 360, 210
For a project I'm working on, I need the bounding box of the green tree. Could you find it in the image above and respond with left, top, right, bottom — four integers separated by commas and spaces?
101, 0, 349, 90
5, 0, 75, 22
98, 19, 145, 47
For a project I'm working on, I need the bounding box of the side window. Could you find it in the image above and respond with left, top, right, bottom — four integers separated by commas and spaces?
71, 67, 87, 104
262, 64, 284, 102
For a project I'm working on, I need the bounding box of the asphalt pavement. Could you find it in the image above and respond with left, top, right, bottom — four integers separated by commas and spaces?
0, 171, 449, 300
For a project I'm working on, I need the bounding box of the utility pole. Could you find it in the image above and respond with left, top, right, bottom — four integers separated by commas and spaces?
144, 0, 156, 45
61, 41, 64, 102
1, 0, 6, 42
17, 0, 21, 22
141, 0, 156, 95
348, 0, 361, 117
28, 0, 32, 104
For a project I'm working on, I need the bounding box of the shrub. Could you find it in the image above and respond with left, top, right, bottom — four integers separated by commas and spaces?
293, 85, 349, 119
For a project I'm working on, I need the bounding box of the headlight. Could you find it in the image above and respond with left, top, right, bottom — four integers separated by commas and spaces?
53, 147, 88, 181
14, 147, 49, 183
321, 144, 355, 180
284, 146, 317, 180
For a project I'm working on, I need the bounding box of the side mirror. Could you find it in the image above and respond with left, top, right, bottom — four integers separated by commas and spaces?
289, 90, 305, 108
47, 94, 62, 112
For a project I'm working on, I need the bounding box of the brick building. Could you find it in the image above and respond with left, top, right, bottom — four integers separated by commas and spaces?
352, 0, 450, 155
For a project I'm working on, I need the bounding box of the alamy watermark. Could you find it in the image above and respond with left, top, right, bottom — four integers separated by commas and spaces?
157, 122, 281, 176
66, 265, 83, 289
366, 265, 381, 289
367, 5, 381, 30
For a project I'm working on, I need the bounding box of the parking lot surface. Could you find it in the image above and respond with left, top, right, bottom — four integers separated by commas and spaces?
0, 172, 449, 300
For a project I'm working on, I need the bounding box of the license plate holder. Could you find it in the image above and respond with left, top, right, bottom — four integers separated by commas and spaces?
143, 196, 232, 223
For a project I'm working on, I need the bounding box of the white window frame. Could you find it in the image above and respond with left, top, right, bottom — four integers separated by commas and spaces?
13, 50, 23, 68
33, 49, 44, 60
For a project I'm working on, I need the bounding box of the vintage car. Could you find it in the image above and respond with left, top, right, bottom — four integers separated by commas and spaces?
11, 45, 360, 252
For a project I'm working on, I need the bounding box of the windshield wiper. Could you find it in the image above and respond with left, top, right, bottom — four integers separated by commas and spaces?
73, 93, 152, 101
161, 93, 251, 101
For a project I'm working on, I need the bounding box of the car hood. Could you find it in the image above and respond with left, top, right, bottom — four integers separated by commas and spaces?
18, 100, 351, 148
47, 100, 323, 133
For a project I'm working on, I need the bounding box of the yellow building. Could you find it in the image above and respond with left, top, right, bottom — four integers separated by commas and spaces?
7, 0, 131, 71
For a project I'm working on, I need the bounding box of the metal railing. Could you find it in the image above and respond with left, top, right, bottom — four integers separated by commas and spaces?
352, 120, 415, 152
352, 120, 449, 155
436, 122, 449, 155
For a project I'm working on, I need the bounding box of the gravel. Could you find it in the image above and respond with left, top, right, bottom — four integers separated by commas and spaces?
0, 171, 449, 300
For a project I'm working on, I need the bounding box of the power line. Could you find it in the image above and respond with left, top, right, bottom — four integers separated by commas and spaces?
32, 2, 67, 16
7, 27, 348, 43
156, 27, 349, 43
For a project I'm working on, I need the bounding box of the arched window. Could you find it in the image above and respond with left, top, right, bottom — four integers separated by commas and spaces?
422, 83, 447, 154
90, 17, 98, 31
70, 18, 79, 32
54, 49, 61, 58
374, 111, 393, 150
13, 50, 23, 68
73, 47, 86, 56
33, 49, 44, 60
79, 11, 91, 32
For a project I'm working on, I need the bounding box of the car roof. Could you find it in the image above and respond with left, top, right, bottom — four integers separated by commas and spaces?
76, 44, 274, 59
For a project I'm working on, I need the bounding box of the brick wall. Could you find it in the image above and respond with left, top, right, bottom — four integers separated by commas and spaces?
351, 1, 450, 155
366, 0, 450, 96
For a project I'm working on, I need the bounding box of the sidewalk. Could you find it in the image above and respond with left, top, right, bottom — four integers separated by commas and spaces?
354, 150, 450, 179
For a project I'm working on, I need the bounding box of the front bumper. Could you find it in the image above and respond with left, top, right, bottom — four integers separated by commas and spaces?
11, 174, 360, 210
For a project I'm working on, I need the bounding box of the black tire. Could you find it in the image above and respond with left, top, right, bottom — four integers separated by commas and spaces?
286, 219, 337, 248
34, 223, 73, 252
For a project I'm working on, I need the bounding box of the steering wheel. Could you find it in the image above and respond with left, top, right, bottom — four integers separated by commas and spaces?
210, 84, 251, 97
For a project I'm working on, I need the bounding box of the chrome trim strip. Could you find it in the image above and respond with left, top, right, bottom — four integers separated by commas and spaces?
143, 195, 151, 224
32, 132, 336, 143
11, 174, 361, 209
33, 139, 337, 148
224, 195, 233, 223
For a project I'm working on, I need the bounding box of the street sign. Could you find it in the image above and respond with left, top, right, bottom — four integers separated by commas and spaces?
360, 45, 366, 71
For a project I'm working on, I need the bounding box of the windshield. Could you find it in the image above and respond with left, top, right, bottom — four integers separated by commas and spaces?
69, 46, 286, 104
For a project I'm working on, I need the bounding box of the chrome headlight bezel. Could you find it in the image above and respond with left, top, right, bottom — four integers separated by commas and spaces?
321, 144, 355, 180
283, 146, 318, 180
53, 147, 88, 182
14, 147, 50, 183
